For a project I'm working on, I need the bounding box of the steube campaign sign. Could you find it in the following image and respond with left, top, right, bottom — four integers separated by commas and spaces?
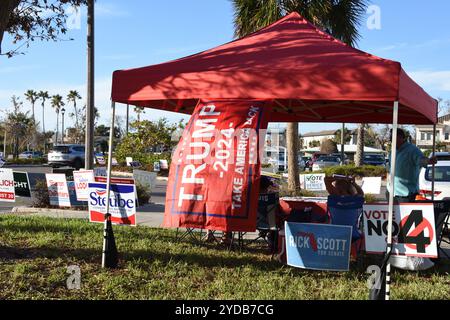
164, 100, 268, 232
88, 182, 137, 226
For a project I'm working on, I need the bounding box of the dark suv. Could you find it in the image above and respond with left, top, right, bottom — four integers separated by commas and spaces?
363, 154, 386, 167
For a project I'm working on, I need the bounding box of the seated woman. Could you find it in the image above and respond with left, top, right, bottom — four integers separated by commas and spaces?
324, 175, 364, 197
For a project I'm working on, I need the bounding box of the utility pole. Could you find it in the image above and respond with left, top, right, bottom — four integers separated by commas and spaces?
85, 0, 95, 169
61, 108, 65, 144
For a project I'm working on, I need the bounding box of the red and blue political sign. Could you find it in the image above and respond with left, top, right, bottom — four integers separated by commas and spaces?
285, 222, 352, 271
163, 100, 268, 232
67, 181, 86, 207
88, 182, 137, 226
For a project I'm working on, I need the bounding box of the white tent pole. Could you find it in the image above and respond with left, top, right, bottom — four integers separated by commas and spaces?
431, 123, 436, 200
385, 101, 399, 300
102, 100, 116, 268
341, 123, 345, 166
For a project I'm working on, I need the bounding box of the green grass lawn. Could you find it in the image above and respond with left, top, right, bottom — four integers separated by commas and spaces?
0, 215, 449, 300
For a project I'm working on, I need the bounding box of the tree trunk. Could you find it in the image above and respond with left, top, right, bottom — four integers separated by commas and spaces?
287, 122, 300, 192
73, 101, 79, 143
31, 102, 35, 123
55, 111, 59, 145
355, 124, 365, 167
0, 0, 20, 54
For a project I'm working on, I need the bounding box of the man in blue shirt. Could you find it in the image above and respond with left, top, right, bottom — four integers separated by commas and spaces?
387, 128, 437, 202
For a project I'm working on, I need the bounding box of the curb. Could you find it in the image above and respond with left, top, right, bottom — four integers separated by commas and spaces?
11, 206, 89, 218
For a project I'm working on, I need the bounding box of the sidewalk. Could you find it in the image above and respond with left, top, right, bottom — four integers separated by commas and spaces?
11, 202, 165, 228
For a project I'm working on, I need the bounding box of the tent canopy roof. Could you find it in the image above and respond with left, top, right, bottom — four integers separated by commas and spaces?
111, 12, 437, 124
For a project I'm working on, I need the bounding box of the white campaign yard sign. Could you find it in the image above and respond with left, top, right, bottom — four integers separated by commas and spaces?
361, 177, 382, 195
73, 170, 95, 201
46, 174, 71, 207
133, 170, 157, 191
0, 168, 15, 202
94, 167, 107, 177
363, 203, 438, 258
301, 173, 326, 191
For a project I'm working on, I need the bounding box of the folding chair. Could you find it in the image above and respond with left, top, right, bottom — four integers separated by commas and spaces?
175, 227, 207, 244
327, 195, 365, 262
248, 192, 279, 252
433, 202, 450, 259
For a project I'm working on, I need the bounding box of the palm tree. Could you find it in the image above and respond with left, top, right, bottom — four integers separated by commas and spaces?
38, 91, 49, 132
38, 91, 50, 152
51, 95, 65, 145
67, 90, 82, 142
24, 90, 38, 123
232, 0, 368, 191
134, 106, 145, 122
354, 124, 365, 166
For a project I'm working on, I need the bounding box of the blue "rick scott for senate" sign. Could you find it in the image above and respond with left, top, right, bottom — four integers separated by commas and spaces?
285, 222, 352, 271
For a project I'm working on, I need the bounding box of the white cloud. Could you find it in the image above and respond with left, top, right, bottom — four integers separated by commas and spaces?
0, 76, 189, 133
100, 54, 137, 61
374, 42, 407, 53
373, 38, 450, 53
409, 70, 450, 92
0, 65, 41, 74
95, 3, 130, 18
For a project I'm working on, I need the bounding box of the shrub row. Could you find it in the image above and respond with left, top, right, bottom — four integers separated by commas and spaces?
6, 158, 47, 165
316, 165, 387, 178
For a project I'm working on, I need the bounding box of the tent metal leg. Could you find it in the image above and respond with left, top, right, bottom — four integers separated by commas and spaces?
341, 123, 345, 166
432, 123, 436, 200
385, 101, 399, 300
102, 101, 118, 269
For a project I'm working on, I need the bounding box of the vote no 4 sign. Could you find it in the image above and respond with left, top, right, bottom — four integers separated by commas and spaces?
363, 203, 438, 258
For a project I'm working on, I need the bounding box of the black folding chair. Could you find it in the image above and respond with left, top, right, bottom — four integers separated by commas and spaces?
247, 193, 279, 252
175, 227, 207, 244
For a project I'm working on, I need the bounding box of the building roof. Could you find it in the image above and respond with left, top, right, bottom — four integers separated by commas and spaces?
301, 145, 385, 153
439, 114, 450, 123
302, 130, 338, 137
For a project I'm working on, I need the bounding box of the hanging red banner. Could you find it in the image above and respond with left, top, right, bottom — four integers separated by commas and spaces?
163, 100, 268, 232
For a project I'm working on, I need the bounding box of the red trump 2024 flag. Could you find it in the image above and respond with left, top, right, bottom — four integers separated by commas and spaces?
163, 100, 268, 232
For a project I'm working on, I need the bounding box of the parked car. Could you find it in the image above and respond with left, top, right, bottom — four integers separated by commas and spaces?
268, 152, 305, 172
312, 155, 341, 171
302, 156, 312, 171
429, 152, 450, 161
418, 160, 450, 232
363, 154, 386, 167
267, 152, 286, 172
418, 161, 450, 200
18, 151, 43, 159
330, 152, 350, 165
47, 144, 85, 169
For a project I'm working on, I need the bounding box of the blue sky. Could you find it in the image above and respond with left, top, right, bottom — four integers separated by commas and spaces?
1, 0, 449, 135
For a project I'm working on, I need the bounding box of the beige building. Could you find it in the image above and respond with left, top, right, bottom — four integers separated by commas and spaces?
301, 129, 357, 148
415, 114, 450, 150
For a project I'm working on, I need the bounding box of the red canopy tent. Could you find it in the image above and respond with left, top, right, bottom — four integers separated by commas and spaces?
111, 12, 437, 124
107, 12, 438, 298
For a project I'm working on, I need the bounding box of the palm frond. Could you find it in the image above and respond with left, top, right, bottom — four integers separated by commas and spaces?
231, 0, 284, 38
